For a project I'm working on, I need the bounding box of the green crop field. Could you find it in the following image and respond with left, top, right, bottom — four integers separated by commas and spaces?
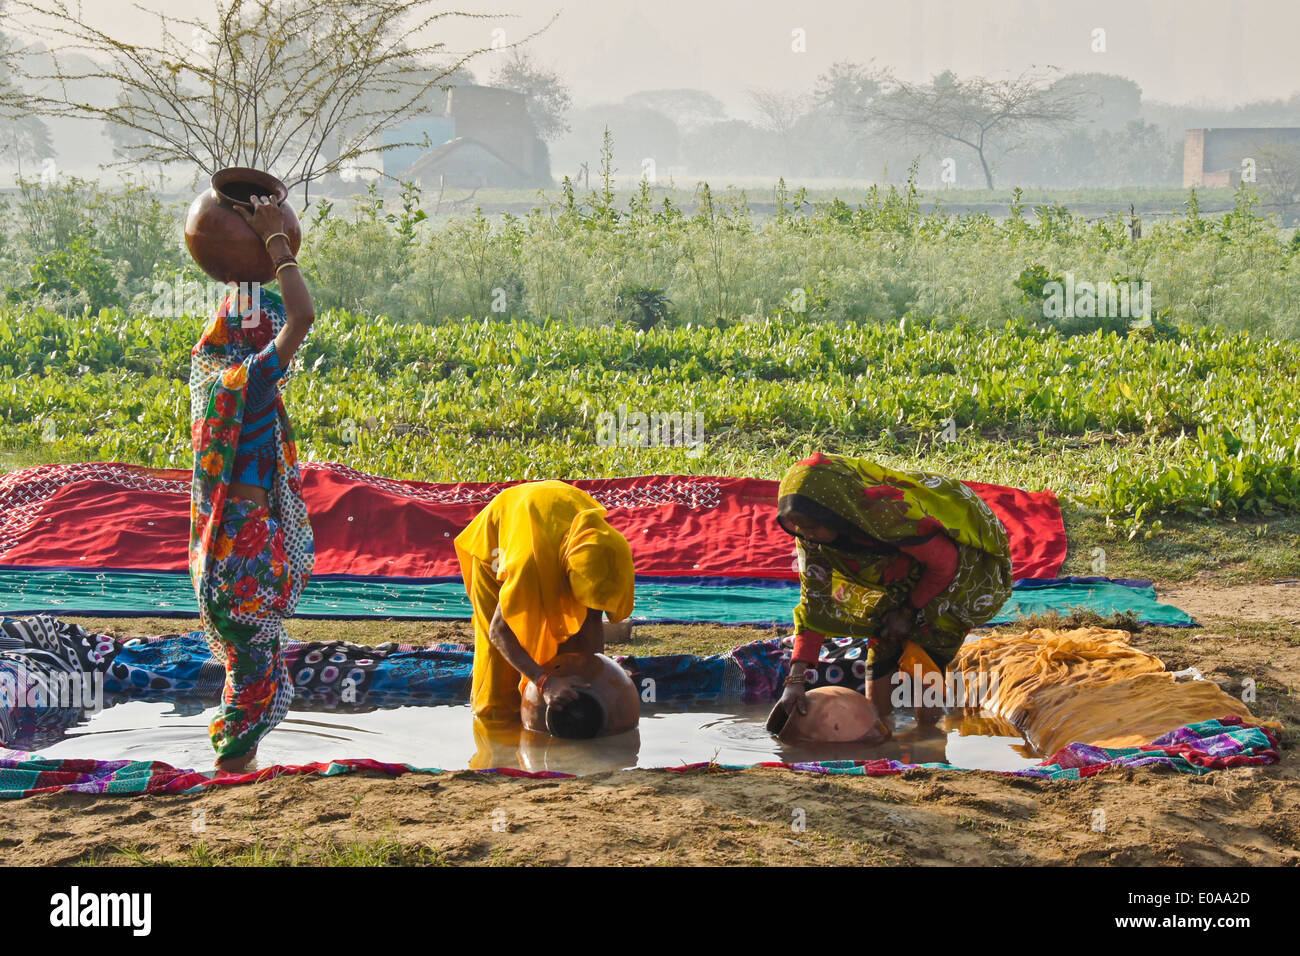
5, 177, 1300, 583
5, 306, 1300, 547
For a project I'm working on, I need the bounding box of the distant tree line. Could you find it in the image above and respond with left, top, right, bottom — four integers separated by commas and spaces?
3, 1, 1300, 194
552, 66, 1300, 191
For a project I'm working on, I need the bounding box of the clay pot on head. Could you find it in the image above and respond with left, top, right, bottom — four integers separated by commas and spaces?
521, 652, 640, 739
768, 686, 890, 745
184, 167, 302, 284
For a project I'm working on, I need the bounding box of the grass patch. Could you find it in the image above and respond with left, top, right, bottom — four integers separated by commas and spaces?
76, 837, 450, 867
1004, 609, 1143, 634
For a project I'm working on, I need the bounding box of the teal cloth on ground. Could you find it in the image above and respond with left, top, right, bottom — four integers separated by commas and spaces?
998, 579, 1193, 626
0, 568, 1195, 626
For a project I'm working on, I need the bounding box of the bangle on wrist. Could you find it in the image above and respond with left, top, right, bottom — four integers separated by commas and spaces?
784, 672, 808, 687
275, 259, 299, 278
264, 232, 290, 250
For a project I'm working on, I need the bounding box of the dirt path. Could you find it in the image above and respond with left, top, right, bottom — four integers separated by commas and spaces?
1157, 580, 1300, 624
1, 588, 1298, 867
4, 745, 1297, 867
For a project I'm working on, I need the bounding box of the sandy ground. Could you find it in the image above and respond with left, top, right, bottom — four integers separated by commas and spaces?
1158, 580, 1300, 624
1, 585, 1298, 866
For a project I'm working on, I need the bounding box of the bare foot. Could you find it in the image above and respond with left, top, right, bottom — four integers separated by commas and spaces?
214, 750, 258, 774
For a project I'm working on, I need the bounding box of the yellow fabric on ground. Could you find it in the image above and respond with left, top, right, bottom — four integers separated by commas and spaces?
951, 627, 1273, 757
454, 480, 635, 720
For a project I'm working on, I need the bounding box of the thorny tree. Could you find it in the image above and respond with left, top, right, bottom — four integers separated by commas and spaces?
0, 0, 53, 165
12, 0, 540, 204
746, 87, 806, 175
1253, 143, 1300, 226
489, 47, 571, 142
869, 69, 1086, 190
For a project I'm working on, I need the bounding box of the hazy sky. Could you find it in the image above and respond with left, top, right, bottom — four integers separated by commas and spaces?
13, 0, 1300, 112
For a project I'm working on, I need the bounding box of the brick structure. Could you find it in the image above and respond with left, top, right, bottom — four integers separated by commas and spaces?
399, 84, 552, 189
1183, 128, 1300, 188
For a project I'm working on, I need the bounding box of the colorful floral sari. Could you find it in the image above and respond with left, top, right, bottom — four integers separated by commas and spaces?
778, 453, 1012, 675
189, 287, 315, 758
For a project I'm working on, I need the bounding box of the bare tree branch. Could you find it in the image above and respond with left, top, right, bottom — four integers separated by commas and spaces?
868, 68, 1086, 189
10, 0, 549, 203
746, 87, 806, 174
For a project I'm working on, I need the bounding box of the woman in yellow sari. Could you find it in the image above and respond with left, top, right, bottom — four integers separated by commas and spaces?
454, 481, 636, 722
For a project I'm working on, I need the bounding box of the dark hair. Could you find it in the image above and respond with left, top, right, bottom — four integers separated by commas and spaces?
777, 494, 891, 555
778, 494, 856, 537
545, 691, 605, 739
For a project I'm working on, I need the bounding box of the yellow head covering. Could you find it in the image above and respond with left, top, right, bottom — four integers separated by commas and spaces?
562, 508, 636, 622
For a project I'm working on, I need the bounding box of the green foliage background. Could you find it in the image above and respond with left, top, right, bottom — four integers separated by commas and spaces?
4, 309, 1298, 540
2, 174, 1298, 339
3, 170, 1299, 542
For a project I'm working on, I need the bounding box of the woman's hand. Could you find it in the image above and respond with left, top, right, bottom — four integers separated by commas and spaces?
777, 661, 810, 717
879, 607, 914, 643
777, 680, 808, 717
541, 674, 590, 709
234, 195, 286, 245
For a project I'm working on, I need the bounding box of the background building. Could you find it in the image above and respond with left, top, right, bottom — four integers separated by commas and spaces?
388, 85, 552, 189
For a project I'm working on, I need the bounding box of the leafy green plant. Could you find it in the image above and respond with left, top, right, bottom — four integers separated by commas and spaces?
4, 309, 1299, 536
615, 284, 672, 331
21, 236, 121, 312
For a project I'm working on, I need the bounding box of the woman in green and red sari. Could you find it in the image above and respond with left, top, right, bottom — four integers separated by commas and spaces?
773, 452, 1012, 721
189, 196, 317, 772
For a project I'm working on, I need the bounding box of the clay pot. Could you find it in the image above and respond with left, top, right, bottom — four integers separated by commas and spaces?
521, 652, 640, 738
770, 686, 890, 745
184, 167, 301, 284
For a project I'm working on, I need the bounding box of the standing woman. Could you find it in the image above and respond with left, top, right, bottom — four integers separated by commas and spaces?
774, 452, 1012, 720
189, 195, 316, 772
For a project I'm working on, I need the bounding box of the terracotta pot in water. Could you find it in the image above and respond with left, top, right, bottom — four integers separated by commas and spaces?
521, 652, 641, 739
768, 686, 890, 745
184, 167, 302, 284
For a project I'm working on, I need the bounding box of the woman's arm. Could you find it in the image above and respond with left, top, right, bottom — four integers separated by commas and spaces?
235, 196, 316, 368
779, 540, 832, 715
895, 533, 959, 610
487, 604, 589, 707
876, 533, 959, 643
569, 607, 605, 655
487, 603, 546, 685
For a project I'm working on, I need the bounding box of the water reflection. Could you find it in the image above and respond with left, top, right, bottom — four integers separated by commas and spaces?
7, 696, 1043, 774
471, 717, 643, 774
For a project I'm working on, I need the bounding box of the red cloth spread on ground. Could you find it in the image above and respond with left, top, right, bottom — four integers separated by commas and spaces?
0, 462, 1066, 580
